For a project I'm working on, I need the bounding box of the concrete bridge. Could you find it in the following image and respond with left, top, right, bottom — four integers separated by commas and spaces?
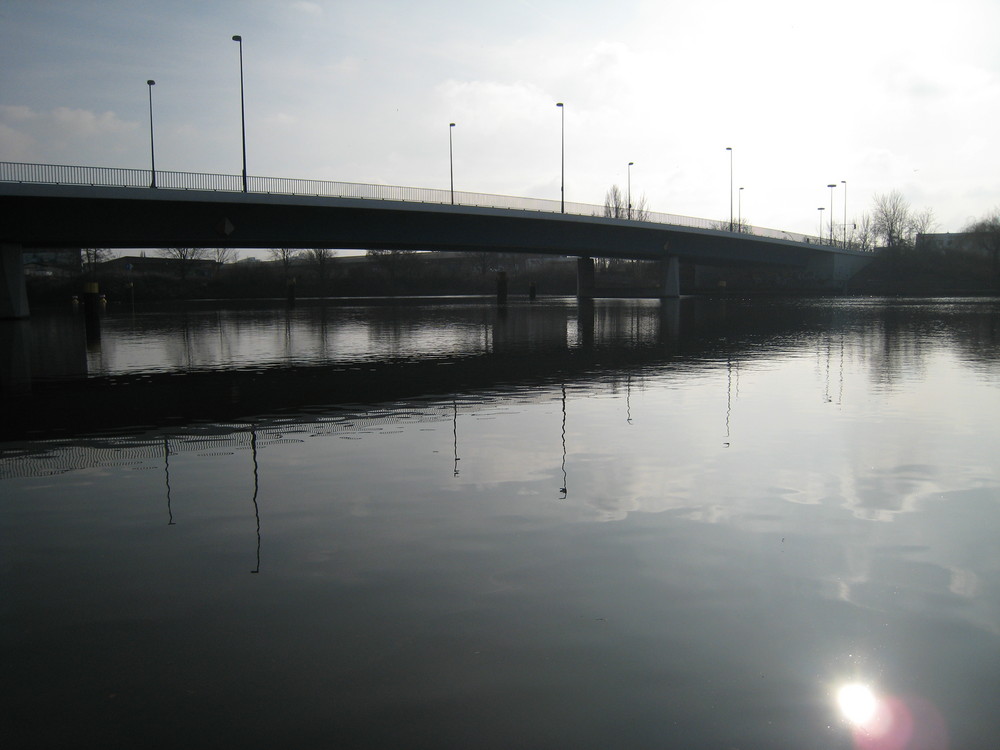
0, 162, 874, 318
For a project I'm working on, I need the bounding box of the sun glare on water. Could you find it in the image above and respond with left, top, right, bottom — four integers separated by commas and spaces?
837, 683, 879, 727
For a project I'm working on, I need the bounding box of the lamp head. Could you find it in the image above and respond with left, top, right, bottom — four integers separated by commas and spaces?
232, 34, 242, 42
147, 79, 155, 86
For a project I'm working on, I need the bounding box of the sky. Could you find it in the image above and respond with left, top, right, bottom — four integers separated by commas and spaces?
1, 0, 998, 242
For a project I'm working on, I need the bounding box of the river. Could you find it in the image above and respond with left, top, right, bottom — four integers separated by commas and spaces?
2, 296, 999, 749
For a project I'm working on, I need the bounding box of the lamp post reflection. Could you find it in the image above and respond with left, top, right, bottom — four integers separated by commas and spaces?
164, 436, 175, 525
560, 383, 567, 497
626, 374, 633, 424
453, 398, 460, 477
250, 424, 260, 574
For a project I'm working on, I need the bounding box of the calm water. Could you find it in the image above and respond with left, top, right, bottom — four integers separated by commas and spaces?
3, 297, 1000, 749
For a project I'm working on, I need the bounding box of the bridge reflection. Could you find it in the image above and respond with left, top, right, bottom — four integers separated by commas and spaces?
1, 299, 725, 440
1, 296, 859, 442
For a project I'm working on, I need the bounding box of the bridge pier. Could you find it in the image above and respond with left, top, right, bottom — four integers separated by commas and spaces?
659, 255, 680, 298
1, 243, 29, 319
576, 257, 595, 299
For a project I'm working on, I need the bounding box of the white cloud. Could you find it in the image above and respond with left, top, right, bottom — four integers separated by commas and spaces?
0, 106, 138, 163
292, 1, 323, 16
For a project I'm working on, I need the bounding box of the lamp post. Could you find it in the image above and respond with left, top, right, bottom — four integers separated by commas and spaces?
827, 183, 837, 245
146, 79, 156, 189
449, 122, 456, 205
627, 161, 634, 220
556, 102, 565, 213
738, 186, 744, 232
726, 147, 733, 231
818, 207, 825, 240
841, 180, 847, 248
232, 34, 247, 193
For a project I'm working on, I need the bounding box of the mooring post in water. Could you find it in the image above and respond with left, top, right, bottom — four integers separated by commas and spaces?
528, 281, 537, 301
82, 281, 101, 341
496, 271, 508, 304
286, 277, 296, 307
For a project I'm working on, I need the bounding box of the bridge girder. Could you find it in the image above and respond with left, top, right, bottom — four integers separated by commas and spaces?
1, 183, 868, 270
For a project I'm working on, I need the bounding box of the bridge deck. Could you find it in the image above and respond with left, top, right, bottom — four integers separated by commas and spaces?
0, 162, 875, 318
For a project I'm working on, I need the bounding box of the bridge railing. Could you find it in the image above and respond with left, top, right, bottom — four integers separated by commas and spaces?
0, 161, 824, 246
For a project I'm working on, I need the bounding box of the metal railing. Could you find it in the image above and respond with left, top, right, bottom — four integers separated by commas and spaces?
0, 160, 828, 246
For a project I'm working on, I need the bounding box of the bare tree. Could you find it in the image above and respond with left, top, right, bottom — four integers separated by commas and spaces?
868, 191, 937, 251
964, 208, 1000, 281
82, 248, 111, 274
603, 184, 650, 221
871, 190, 914, 250
366, 248, 416, 287
852, 212, 877, 252
158, 247, 209, 279
268, 248, 299, 280
711, 217, 751, 234
472, 251, 494, 276
632, 194, 650, 222
304, 248, 333, 288
909, 207, 937, 239
212, 247, 237, 265
604, 185, 626, 218
304, 248, 332, 269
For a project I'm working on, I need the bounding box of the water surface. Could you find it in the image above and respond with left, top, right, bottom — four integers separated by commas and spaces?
3, 297, 999, 749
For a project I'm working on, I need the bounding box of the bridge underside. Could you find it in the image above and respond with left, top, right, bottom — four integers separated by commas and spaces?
1, 184, 873, 316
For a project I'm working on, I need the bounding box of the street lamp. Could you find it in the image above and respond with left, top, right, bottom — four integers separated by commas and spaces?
232, 34, 247, 193
627, 161, 634, 220
726, 147, 733, 231
449, 123, 456, 205
818, 207, 825, 240
146, 79, 156, 189
841, 179, 848, 248
556, 102, 565, 213
827, 183, 837, 245
738, 186, 744, 232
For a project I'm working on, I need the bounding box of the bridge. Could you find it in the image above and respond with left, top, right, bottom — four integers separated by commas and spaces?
0, 161, 873, 318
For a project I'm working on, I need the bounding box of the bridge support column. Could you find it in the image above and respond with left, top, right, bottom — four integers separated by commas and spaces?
576, 257, 595, 299
659, 255, 680, 298
1, 244, 29, 319
496, 271, 508, 304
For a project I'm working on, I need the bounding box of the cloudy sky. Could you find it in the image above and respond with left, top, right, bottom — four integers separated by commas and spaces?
1, 0, 998, 238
